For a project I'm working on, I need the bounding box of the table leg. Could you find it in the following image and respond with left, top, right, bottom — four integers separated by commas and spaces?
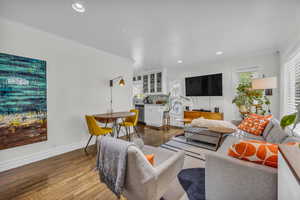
121, 118, 130, 141
105, 119, 108, 128
126, 126, 130, 141
111, 120, 118, 138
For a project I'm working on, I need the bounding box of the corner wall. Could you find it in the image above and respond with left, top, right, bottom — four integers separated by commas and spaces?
0, 18, 133, 172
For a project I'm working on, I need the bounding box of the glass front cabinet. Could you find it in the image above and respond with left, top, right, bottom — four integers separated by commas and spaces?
143, 75, 149, 93
138, 71, 163, 94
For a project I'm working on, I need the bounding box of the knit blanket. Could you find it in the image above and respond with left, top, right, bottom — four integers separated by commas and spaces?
96, 136, 133, 198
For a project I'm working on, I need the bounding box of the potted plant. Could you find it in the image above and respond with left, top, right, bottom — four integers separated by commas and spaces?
280, 105, 300, 134
232, 82, 270, 118
281, 105, 300, 148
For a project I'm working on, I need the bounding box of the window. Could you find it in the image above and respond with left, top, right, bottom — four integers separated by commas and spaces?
283, 50, 300, 134
283, 52, 300, 114
239, 71, 259, 84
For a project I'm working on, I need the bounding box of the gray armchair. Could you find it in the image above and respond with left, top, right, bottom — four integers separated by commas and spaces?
123, 145, 185, 200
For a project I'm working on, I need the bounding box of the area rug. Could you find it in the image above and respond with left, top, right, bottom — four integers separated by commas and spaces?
160, 136, 216, 161
178, 168, 205, 200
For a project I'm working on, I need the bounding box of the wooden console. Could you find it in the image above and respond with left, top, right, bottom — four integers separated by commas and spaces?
184, 111, 224, 124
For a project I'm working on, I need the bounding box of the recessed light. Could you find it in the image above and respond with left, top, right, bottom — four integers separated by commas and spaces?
216, 51, 223, 55
72, 1, 85, 13
177, 60, 183, 63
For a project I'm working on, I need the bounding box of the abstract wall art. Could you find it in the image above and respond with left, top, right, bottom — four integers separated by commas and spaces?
0, 53, 47, 150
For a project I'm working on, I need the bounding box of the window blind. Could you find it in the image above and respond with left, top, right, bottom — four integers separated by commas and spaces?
284, 50, 300, 134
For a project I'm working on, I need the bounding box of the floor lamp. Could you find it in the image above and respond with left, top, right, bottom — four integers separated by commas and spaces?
109, 76, 125, 113
252, 76, 277, 113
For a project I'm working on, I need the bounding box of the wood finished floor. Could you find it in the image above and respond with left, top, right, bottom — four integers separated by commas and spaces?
0, 126, 183, 200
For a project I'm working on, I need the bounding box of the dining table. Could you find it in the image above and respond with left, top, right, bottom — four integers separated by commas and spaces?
93, 111, 135, 140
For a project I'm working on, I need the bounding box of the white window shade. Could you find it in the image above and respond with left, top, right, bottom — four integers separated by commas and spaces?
283, 50, 300, 135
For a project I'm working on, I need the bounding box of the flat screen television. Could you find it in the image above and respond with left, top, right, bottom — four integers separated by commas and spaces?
185, 73, 223, 96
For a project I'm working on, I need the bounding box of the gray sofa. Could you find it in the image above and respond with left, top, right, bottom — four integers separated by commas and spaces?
205, 118, 300, 200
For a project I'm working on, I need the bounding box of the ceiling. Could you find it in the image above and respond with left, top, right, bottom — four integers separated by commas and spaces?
1, 0, 300, 69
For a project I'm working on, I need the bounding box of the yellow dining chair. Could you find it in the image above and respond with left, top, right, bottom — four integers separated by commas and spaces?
85, 115, 113, 153
118, 109, 139, 141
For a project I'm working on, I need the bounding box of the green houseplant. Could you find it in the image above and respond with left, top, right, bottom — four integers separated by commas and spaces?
280, 105, 300, 148
232, 82, 270, 117
280, 105, 300, 133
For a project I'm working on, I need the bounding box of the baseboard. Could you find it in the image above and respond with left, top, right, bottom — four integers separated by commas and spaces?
0, 140, 87, 173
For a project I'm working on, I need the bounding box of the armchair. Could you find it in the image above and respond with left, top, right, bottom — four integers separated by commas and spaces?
123, 145, 185, 200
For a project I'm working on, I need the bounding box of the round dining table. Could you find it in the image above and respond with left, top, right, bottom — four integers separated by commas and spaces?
93, 111, 135, 140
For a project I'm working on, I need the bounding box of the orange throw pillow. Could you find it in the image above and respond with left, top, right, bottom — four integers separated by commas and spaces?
228, 140, 278, 168
238, 114, 272, 136
145, 154, 155, 165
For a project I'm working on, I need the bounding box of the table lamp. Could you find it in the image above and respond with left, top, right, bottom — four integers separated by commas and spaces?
252, 76, 277, 114
252, 76, 277, 95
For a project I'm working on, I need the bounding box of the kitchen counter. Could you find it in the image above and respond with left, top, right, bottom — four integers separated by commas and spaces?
144, 104, 167, 127
144, 104, 167, 106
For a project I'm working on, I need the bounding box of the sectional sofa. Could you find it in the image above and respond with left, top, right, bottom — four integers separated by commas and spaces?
205, 118, 300, 200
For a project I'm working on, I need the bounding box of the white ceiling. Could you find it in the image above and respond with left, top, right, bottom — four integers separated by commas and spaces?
1, 0, 300, 69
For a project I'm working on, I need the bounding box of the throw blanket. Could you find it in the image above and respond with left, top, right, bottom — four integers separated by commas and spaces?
96, 136, 134, 198
191, 117, 237, 132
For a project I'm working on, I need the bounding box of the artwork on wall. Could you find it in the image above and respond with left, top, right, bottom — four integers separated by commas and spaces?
0, 53, 47, 150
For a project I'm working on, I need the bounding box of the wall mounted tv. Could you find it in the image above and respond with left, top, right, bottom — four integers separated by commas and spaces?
185, 73, 223, 96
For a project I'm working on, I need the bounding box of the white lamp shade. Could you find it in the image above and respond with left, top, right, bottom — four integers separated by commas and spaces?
252, 77, 277, 89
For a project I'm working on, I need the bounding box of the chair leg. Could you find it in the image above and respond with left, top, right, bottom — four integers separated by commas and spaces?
118, 125, 122, 138
95, 136, 99, 149
85, 135, 93, 153
125, 126, 130, 141
128, 127, 131, 141
134, 126, 140, 138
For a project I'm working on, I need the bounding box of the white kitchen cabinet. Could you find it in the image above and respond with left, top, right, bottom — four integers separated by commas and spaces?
144, 104, 166, 127
133, 69, 166, 94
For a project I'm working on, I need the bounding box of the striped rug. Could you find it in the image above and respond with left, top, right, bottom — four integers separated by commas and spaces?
161, 136, 215, 161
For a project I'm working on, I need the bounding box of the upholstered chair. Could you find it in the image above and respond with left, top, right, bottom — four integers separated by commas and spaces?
85, 115, 112, 152
118, 109, 140, 140
123, 145, 185, 200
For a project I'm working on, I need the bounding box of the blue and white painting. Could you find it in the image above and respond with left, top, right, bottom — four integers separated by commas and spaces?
0, 53, 47, 150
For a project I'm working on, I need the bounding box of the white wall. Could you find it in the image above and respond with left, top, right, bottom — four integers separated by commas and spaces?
167, 52, 280, 120
0, 18, 133, 171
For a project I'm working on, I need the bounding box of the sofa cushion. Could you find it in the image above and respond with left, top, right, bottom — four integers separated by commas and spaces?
266, 119, 289, 144
238, 114, 271, 136
228, 140, 278, 168
232, 130, 265, 141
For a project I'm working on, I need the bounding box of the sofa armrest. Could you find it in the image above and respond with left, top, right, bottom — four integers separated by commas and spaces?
231, 120, 242, 126
155, 150, 185, 199
205, 152, 277, 200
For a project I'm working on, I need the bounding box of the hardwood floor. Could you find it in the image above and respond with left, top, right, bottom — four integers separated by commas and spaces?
0, 126, 183, 200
